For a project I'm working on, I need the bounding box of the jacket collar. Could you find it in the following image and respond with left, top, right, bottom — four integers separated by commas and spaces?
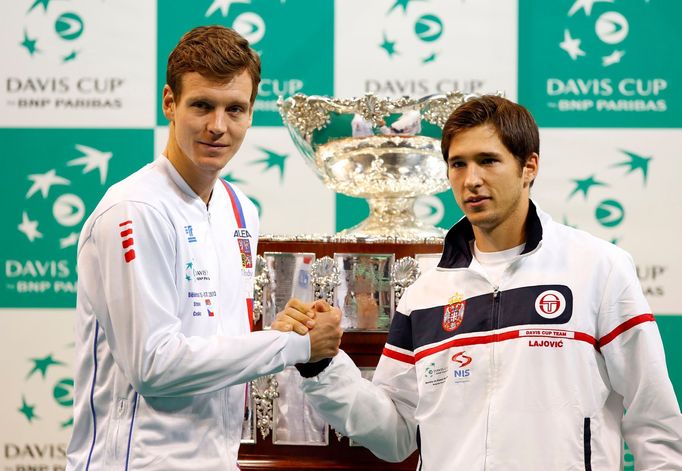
438, 200, 544, 269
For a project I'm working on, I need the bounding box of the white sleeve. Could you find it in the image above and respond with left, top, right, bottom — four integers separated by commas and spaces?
598, 252, 682, 469
87, 201, 310, 397
301, 311, 419, 462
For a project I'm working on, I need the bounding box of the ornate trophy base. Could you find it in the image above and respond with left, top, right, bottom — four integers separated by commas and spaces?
337, 196, 447, 239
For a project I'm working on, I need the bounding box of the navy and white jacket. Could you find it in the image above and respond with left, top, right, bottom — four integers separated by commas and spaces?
66, 157, 309, 470
301, 202, 682, 470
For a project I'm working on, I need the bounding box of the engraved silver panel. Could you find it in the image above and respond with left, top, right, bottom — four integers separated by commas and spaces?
261, 252, 315, 329
334, 253, 394, 331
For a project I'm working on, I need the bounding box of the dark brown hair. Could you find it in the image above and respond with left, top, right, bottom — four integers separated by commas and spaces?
166, 25, 261, 104
441, 95, 539, 169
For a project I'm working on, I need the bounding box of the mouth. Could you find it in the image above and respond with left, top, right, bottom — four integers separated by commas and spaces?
464, 196, 490, 207
198, 141, 228, 150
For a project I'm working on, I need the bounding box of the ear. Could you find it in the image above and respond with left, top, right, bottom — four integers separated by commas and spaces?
161, 84, 176, 122
523, 152, 539, 187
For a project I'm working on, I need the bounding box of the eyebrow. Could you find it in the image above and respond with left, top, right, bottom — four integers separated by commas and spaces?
185, 95, 250, 108
448, 151, 501, 162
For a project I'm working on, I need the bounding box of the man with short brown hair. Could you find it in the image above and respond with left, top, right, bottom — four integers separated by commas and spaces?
66, 25, 342, 470
283, 95, 682, 469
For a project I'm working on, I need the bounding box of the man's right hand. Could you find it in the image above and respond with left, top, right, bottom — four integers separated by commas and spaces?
308, 301, 343, 362
271, 299, 316, 335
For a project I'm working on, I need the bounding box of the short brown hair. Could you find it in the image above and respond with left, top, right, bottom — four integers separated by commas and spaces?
166, 25, 261, 104
441, 95, 539, 169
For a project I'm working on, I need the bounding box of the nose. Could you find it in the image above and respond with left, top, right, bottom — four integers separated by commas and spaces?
463, 164, 483, 189
207, 111, 226, 136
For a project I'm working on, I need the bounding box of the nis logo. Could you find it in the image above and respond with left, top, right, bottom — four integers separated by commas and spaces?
451, 351, 472, 380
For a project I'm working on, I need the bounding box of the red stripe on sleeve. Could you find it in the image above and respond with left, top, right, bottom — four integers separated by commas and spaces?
382, 347, 415, 365
598, 313, 655, 349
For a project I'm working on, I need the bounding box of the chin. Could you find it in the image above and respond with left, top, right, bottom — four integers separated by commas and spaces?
466, 213, 498, 229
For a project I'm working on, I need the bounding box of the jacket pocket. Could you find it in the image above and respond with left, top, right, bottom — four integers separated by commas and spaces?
105, 398, 128, 463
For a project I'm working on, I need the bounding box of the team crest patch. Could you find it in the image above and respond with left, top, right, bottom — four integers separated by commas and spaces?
443, 293, 466, 332
237, 238, 252, 268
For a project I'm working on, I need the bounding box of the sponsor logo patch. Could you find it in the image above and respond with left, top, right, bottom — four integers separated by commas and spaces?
451, 350, 472, 383
184, 225, 197, 243
534, 290, 566, 319
423, 361, 448, 387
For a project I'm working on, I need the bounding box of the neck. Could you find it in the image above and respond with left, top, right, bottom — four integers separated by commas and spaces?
472, 198, 530, 252
165, 125, 216, 205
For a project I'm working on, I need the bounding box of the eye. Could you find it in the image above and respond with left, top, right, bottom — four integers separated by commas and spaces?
481, 157, 498, 165
191, 101, 211, 110
448, 160, 464, 169
228, 105, 247, 115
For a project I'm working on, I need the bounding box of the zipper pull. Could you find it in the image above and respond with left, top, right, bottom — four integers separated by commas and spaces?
493, 286, 500, 298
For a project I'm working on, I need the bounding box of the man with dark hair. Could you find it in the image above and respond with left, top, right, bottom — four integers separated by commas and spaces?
280, 95, 682, 469
66, 25, 342, 470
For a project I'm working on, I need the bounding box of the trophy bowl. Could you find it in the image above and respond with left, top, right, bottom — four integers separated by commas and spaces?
278, 91, 482, 240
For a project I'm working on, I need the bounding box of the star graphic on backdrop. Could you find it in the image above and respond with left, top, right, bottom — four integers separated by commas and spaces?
28, 0, 52, 13
205, 0, 250, 17
612, 150, 652, 184
610, 237, 620, 245
422, 52, 437, 64
20, 30, 39, 56
27, 354, 64, 379
559, 29, 585, 60
67, 144, 113, 185
388, 0, 422, 14
63, 50, 79, 63
251, 147, 289, 182
569, 175, 608, 199
60, 232, 80, 249
222, 172, 245, 184
26, 169, 70, 199
186, 262, 193, 270
60, 417, 74, 429
18, 212, 43, 242
568, 0, 614, 16
18, 397, 38, 422
602, 50, 625, 66
380, 33, 398, 57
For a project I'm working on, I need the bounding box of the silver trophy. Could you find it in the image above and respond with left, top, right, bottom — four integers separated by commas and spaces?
278, 91, 484, 239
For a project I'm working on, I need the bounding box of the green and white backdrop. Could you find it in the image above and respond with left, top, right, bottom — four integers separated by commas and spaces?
0, 0, 679, 468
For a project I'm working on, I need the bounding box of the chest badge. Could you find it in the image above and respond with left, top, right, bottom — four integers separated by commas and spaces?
237, 238, 253, 269
443, 293, 466, 332
534, 290, 566, 319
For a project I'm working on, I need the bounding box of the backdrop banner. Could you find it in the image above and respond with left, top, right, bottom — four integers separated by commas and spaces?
1, 1, 679, 469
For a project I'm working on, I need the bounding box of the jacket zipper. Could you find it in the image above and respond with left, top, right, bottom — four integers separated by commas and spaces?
483, 286, 501, 470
